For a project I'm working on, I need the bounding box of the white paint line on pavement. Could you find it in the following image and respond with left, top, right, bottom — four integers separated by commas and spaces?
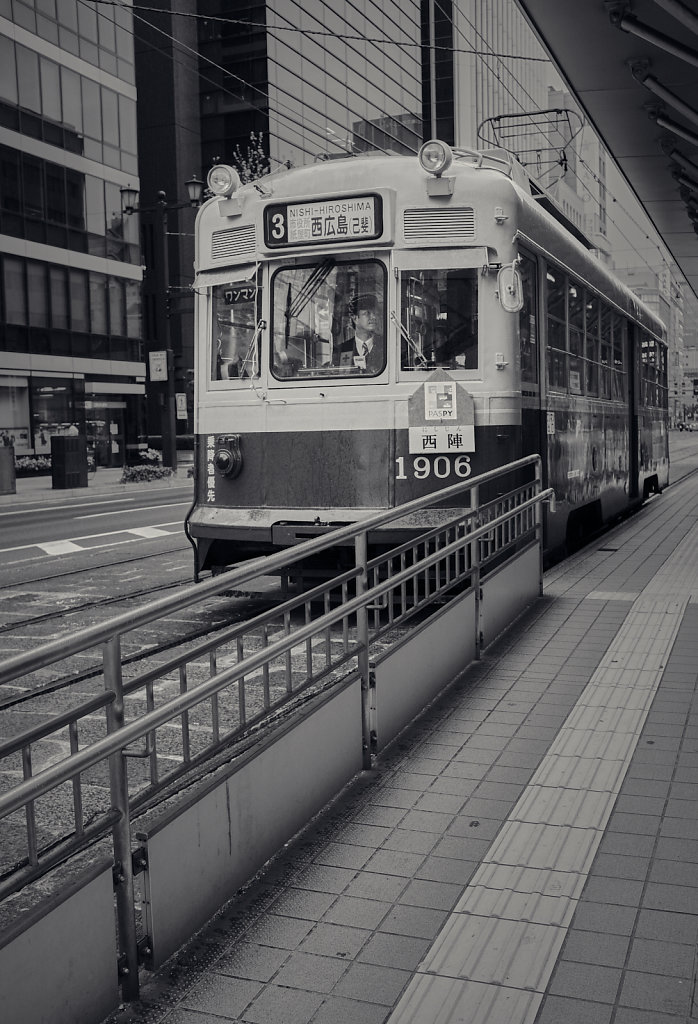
76, 501, 191, 519
0, 498, 135, 518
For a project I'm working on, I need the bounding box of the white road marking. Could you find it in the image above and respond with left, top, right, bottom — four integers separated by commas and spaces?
0, 522, 184, 556
37, 540, 84, 555
128, 526, 173, 538
76, 501, 190, 519
0, 498, 135, 518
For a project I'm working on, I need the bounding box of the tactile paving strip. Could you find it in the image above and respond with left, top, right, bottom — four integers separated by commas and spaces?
387, 522, 696, 1024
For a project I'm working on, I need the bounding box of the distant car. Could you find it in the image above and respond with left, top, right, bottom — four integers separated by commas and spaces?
677, 421, 695, 431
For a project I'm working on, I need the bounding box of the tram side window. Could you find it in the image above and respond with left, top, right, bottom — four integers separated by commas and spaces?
600, 306, 612, 398
546, 267, 567, 390
612, 313, 626, 400
270, 259, 386, 379
657, 340, 668, 408
400, 268, 478, 371
212, 280, 260, 381
519, 256, 538, 384
641, 331, 667, 408
585, 292, 599, 397
568, 280, 584, 395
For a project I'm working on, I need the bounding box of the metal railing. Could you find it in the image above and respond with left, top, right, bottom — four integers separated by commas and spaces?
0, 455, 551, 999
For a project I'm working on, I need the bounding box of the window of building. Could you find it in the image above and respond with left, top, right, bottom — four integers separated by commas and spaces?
90, 273, 108, 335
40, 56, 61, 124
0, 35, 18, 106
0, 376, 31, 453
0, 148, 21, 221
27, 261, 48, 328
4, 257, 26, 324
16, 43, 41, 114
49, 266, 69, 330
81, 76, 102, 160
125, 280, 141, 340
109, 276, 125, 337
101, 86, 120, 167
69, 270, 89, 333
60, 66, 82, 135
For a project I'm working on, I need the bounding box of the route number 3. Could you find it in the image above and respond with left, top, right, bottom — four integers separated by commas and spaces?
396, 455, 472, 480
270, 212, 286, 240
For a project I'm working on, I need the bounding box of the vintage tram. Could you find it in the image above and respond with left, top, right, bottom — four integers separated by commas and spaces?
185, 141, 669, 578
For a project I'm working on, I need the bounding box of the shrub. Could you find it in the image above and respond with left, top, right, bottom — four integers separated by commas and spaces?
15, 455, 52, 473
120, 464, 174, 483
139, 447, 162, 464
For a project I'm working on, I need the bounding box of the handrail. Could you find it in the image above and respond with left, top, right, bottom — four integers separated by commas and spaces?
0, 484, 551, 818
0, 455, 549, 1003
0, 455, 542, 686
0, 691, 114, 759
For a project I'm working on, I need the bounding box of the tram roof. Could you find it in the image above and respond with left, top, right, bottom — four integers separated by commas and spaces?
516, 0, 698, 300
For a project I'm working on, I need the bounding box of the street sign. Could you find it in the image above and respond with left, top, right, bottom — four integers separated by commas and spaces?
176, 393, 188, 420
149, 350, 168, 381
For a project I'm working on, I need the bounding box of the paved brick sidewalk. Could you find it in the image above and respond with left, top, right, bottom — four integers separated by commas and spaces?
99, 467, 698, 1024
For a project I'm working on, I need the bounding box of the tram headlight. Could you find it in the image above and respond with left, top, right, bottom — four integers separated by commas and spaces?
207, 164, 240, 198
418, 140, 453, 177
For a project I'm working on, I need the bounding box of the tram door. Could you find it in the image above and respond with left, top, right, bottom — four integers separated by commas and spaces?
519, 255, 545, 469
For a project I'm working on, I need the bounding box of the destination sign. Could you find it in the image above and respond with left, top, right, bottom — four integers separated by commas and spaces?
263, 194, 382, 248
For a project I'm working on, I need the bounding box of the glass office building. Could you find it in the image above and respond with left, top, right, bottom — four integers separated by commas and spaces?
0, 0, 145, 466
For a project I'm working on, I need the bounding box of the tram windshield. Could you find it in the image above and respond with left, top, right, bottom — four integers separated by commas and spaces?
271, 258, 386, 379
400, 268, 478, 370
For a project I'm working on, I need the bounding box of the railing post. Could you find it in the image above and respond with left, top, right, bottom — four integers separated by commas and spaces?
104, 635, 140, 1001
534, 457, 544, 596
471, 484, 482, 659
355, 531, 373, 770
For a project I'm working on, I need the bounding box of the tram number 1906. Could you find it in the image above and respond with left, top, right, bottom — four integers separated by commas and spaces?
395, 455, 472, 480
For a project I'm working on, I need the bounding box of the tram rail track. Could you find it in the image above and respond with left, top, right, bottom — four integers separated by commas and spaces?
0, 538, 187, 592
0, 589, 281, 711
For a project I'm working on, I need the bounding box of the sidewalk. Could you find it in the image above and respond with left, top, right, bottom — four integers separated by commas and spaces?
0, 458, 193, 508
99, 464, 698, 1024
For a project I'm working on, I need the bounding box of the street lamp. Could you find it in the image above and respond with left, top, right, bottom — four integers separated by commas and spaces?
120, 176, 204, 469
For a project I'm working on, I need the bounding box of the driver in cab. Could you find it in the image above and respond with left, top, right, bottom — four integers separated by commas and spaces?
333, 293, 383, 373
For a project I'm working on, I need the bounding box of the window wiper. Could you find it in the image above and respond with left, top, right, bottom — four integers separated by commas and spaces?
390, 311, 429, 369
241, 318, 266, 377
286, 258, 336, 321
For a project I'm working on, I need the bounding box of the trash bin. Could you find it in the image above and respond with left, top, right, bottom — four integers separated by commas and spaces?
51, 435, 88, 489
0, 444, 15, 496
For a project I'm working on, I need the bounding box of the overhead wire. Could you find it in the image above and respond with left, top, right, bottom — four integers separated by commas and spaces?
95, 0, 390, 164
264, 0, 422, 155
90, 0, 552, 61
96, 0, 677, 285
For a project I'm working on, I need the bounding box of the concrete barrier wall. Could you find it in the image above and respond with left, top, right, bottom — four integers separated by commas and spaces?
481, 543, 540, 647
372, 589, 478, 753
0, 858, 119, 1024
139, 677, 363, 969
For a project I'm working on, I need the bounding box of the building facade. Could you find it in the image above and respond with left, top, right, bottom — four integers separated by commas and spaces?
0, 0, 146, 467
